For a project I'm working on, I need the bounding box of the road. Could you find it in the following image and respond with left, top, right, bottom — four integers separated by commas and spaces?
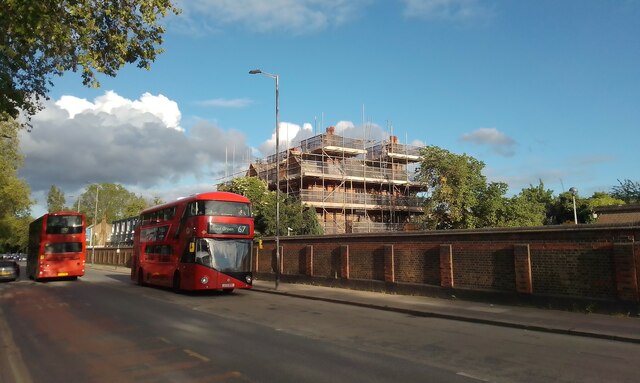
1, 265, 639, 383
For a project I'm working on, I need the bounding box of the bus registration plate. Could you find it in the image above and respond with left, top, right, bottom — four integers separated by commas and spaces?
222, 283, 234, 288
57, 272, 69, 276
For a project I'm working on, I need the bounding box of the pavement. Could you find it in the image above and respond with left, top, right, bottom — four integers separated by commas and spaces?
87, 265, 640, 344
249, 279, 640, 345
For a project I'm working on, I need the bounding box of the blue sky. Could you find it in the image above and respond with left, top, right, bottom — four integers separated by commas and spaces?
18, 0, 640, 216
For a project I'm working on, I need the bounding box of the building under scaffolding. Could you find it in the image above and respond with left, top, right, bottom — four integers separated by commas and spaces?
247, 127, 426, 234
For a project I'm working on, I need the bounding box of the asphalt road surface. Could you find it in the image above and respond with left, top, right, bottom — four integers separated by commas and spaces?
1, 265, 639, 383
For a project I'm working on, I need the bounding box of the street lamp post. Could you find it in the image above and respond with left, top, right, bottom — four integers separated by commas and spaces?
249, 68, 280, 289
569, 187, 578, 224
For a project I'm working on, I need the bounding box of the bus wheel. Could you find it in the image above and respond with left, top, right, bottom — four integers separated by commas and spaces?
137, 268, 145, 286
222, 288, 234, 294
172, 272, 182, 293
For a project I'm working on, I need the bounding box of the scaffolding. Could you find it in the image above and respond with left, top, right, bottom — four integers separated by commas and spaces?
247, 126, 426, 234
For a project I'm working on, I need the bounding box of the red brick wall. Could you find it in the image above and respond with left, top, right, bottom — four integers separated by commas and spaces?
530, 242, 616, 298
282, 244, 307, 275
254, 224, 640, 303
451, 242, 515, 291
349, 244, 385, 281
393, 244, 441, 285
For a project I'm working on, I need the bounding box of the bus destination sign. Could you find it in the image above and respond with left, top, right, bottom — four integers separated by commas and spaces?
208, 223, 250, 235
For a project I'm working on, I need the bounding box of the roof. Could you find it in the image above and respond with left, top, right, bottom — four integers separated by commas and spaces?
593, 204, 640, 224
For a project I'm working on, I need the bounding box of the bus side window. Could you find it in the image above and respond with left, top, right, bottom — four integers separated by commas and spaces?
188, 202, 202, 216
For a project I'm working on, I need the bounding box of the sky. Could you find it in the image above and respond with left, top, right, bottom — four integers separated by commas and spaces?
17, 0, 640, 217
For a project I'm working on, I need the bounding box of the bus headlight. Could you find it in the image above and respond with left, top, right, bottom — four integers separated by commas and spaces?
245, 275, 252, 284
200, 276, 209, 284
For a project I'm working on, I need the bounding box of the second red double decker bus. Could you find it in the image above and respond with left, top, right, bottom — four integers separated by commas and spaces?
27, 212, 86, 281
131, 191, 253, 293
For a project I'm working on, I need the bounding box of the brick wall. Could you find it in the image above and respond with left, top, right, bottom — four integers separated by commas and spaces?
91, 247, 133, 267
255, 224, 640, 303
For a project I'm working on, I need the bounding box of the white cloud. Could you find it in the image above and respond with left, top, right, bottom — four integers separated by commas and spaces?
459, 127, 516, 157
55, 91, 182, 130
173, 0, 369, 34
197, 98, 252, 108
401, 0, 494, 22
19, 92, 251, 197
258, 122, 314, 156
256, 119, 409, 157
333, 120, 383, 141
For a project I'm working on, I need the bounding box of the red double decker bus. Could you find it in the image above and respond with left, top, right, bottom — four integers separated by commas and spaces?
27, 212, 86, 281
131, 191, 253, 293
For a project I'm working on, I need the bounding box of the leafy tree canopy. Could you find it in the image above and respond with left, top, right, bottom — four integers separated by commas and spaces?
416, 146, 487, 229
587, 192, 625, 209
611, 179, 640, 204
505, 181, 554, 227
0, 113, 32, 252
47, 184, 66, 212
0, 0, 179, 122
219, 177, 323, 237
75, 183, 151, 224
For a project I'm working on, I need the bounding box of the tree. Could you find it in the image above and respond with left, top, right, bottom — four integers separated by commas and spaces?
0, 114, 32, 252
300, 205, 324, 236
218, 177, 323, 237
0, 1, 180, 122
611, 179, 640, 204
506, 181, 555, 227
123, 195, 149, 218
415, 146, 487, 229
547, 191, 594, 224
586, 192, 625, 209
47, 185, 66, 212
219, 177, 270, 205
474, 182, 509, 228
0, 215, 31, 253
77, 183, 150, 223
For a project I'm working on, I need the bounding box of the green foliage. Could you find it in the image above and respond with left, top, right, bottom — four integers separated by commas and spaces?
505, 181, 554, 227
474, 182, 509, 228
611, 179, 640, 204
586, 192, 625, 209
219, 177, 270, 205
123, 195, 149, 218
547, 191, 594, 224
0, 214, 31, 253
0, 0, 180, 121
0, 113, 32, 252
219, 177, 323, 237
416, 146, 487, 229
77, 183, 150, 223
46, 185, 66, 212
300, 205, 324, 235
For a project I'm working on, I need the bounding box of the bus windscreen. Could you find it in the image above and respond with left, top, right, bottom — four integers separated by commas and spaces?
194, 238, 251, 272
46, 215, 83, 234
188, 201, 251, 217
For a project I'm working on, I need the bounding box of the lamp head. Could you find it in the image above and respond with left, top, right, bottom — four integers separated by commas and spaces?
249, 69, 262, 74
